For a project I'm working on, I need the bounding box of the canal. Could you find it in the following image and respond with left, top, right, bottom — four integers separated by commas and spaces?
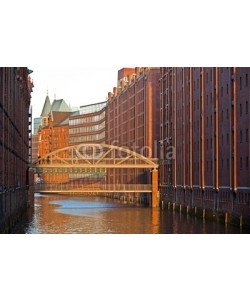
11, 193, 247, 233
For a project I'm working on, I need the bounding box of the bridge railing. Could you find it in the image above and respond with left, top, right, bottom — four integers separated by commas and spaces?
37, 158, 158, 164
34, 183, 152, 192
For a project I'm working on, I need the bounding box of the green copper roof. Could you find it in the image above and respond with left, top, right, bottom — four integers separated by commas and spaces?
40, 95, 51, 117
51, 99, 71, 112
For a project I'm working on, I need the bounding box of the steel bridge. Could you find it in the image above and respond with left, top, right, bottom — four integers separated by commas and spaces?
32, 143, 159, 207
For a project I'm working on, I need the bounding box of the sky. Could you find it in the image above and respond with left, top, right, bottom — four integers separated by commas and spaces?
30, 67, 119, 119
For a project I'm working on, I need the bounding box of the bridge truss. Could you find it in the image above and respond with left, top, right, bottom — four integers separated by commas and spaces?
32, 143, 159, 207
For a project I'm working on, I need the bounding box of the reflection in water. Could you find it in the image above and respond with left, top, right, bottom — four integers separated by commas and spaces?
11, 193, 248, 234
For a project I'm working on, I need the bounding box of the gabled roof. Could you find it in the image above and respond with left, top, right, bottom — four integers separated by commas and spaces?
59, 117, 70, 126
51, 99, 71, 112
40, 95, 51, 117
50, 111, 71, 126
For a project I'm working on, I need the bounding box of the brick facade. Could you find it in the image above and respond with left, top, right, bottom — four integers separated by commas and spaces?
159, 67, 250, 217
106, 67, 161, 201
0, 67, 33, 231
38, 112, 70, 183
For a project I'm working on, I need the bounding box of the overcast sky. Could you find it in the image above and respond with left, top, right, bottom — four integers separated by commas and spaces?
30, 67, 119, 119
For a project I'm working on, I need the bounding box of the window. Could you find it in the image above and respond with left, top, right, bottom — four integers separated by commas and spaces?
221, 86, 223, 97
221, 110, 224, 122
240, 77, 242, 90
247, 156, 249, 170
246, 129, 249, 143
227, 84, 229, 94
246, 74, 248, 87
80, 102, 106, 115
227, 109, 229, 119
227, 159, 229, 169
240, 157, 243, 170
246, 101, 249, 114
222, 134, 224, 145
240, 103, 242, 116
227, 133, 229, 144
240, 130, 242, 143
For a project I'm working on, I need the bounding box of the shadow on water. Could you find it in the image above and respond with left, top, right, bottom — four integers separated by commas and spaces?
10, 194, 249, 234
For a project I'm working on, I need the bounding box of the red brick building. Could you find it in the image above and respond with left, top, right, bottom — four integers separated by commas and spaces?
159, 67, 250, 218
0, 67, 33, 232
106, 67, 161, 201
38, 97, 72, 183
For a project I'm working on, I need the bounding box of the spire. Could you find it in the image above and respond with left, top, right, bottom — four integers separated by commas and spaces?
40, 94, 52, 117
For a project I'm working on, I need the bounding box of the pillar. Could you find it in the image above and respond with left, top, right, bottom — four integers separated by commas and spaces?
152, 168, 159, 208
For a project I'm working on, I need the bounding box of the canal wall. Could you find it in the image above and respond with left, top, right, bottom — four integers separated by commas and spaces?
160, 186, 250, 229
0, 187, 33, 233
105, 192, 150, 206
0, 170, 34, 233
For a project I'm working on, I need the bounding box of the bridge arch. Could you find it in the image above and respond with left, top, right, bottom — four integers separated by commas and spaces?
33, 143, 158, 169
32, 143, 159, 207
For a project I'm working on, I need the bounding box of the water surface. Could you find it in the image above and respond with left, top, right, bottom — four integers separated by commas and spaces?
11, 193, 247, 234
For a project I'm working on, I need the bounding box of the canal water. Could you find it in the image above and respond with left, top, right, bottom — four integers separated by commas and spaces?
11, 193, 247, 234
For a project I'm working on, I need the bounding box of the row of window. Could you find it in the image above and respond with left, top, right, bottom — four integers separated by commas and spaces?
69, 112, 105, 126
239, 74, 249, 89
240, 101, 249, 115
176, 104, 248, 132
240, 156, 249, 170
79, 102, 106, 115
69, 173, 105, 178
189, 157, 249, 172
196, 71, 248, 89
175, 156, 249, 173
69, 132, 105, 143
176, 100, 248, 121
68, 168, 105, 175
178, 132, 247, 150
69, 122, 105, 135
240, 129, 249, 143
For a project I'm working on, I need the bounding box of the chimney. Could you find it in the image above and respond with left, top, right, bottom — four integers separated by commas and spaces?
121, 79, 127, 89
108, 92, 113, 100
117, 87, 121, 94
